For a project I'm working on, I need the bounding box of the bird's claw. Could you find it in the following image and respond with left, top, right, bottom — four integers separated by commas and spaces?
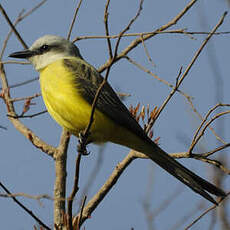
77, 132, 90, 155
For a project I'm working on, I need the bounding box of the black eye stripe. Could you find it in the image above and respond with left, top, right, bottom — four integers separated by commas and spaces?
36, 44, 63, 55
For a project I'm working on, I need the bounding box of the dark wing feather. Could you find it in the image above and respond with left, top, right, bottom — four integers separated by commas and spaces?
63, 59, 226, 203
63, 58, 149, 141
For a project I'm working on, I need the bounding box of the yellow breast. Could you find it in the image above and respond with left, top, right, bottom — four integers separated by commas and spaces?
39, 58, 116, 143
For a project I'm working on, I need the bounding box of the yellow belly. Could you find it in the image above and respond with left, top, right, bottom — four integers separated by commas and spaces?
39, 59, 116, 143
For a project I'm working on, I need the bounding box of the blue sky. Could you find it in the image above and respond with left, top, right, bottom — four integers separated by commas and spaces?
1, 0, 230, 229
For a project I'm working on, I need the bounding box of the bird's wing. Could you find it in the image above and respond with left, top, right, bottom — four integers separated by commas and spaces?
63, 58, 226, 204
63, 58, 149, 141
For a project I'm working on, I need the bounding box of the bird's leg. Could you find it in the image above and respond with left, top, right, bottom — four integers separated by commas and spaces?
77, 131, 91, 155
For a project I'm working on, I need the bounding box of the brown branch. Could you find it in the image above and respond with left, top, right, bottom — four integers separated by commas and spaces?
184, 192, 229, 230
0, 181, 51, 230
0, 60, 29, 65
0, 64, 56, 156
53, 130, 70, 228
140, 35, 156, 67
171, 202, 205, 230
74, 150, 137, 226
125, 56, 191, 99
194, 157, 230, 175
104, 0, 113, 59
9, 93, 41, 102
144, 67, 183, 133
0, 76, 39, 91
169, 150, 230, 174
114, 0, 144, 59
142, 185, 183, 228
21, 0, 47, 18
154, 12, 228, 124
0, 4, 27, 49
190, 143, 230, 158
0, 2, 55, 156
72, 30, 230, 42
0, 9, 25, 59
67, 151, 82, 230
185, 97, 227, 145
0, 192, 53, 207
67, 0, 83, 40
73, 196, 87, 230
97, 0, 198, 73
189, 110, 230, 155
79, 145, 105, 202
189, 103, 230, 153
0, 0, 47, 53
7, 110, 47, 119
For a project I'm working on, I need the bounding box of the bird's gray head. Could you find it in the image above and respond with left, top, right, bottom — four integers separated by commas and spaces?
9, 35, 83, 70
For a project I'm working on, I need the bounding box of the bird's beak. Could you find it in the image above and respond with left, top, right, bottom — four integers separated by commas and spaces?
9, 49, 35, 59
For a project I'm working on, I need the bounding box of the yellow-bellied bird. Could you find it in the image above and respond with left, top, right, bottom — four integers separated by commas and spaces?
9, 35, 226, 204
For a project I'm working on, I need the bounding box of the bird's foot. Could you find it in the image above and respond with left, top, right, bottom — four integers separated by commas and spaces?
77, 132, 90, 155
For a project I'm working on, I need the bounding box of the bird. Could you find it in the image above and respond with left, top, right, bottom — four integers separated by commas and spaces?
9, 34, 226, 205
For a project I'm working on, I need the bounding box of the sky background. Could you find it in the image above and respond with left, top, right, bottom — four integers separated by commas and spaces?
1, 0, 230, 229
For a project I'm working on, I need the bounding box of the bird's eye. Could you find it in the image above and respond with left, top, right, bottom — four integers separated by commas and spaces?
40, 44, 49, 52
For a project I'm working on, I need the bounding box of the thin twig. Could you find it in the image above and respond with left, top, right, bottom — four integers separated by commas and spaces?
189, 110, 230, 155
1, 77, 39, 90
113, 0, 144, 58
184, 193, 229, 230
97, 0, 198, 73
189, 103, 230, 153
0, 181, 51, 230
125, 56, 191, 98
0, 4, 27, 48
79, 145, 105, 202
154, 11, 228, 123
104, 0, 113, 58
7, 110, 47, 118
171, 202, 205, 230
67, 0, 83, 40
185, 96, 226, 145
75, 196, 87, 230
0, 192, 53, 201
22, 0, 47, 18
0, 125, 7, 130
140, 35, 156, 67
72, 30, 230, 42
1, 0, 47, 53
0, 10, 24, 59
10, 93, 41, 102
75, 150, 137, 226
1, 61, 30, 65
0, 63, 56, 156
67, 151, 82, 230
195, 143, 230, 158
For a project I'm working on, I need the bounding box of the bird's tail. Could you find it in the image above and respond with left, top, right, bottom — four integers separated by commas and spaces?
124, 136, 226, 205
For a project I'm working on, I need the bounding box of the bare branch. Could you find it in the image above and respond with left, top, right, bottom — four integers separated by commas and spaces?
75, 150, 137, 226
184, 192, 229, 230
104, 0, 113, 59
67, 0, 83, 40
0, 181, 51, 230
97, 0, 198, 73
72, 30, 230, 42
145, 11, 226, 130
0, 4, 27, 48
189, 103, 230, 153
53, 130, 70, 228
67, 150, 82, 230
